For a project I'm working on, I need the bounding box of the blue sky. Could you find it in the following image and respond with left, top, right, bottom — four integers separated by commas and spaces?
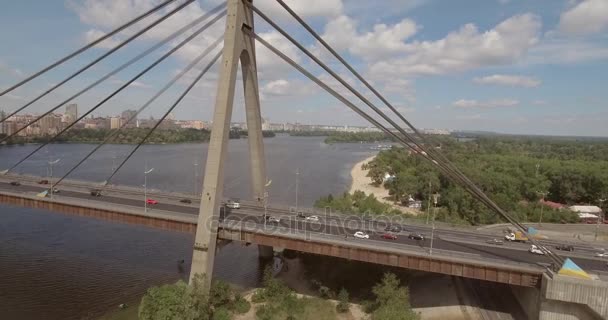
0, 0, 607, 136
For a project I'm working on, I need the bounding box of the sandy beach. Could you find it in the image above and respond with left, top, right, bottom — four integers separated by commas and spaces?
349, 155, 420, 215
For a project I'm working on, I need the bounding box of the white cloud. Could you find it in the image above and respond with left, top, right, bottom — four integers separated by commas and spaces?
253, 0, 343, 19
527, 37, 608, 64
262, 79, 290, 96
368, 13, 542, 77
558, 0, 608, 36
453, 99, 519, 109
321, 15, 418, 60
473, 74, 541, 88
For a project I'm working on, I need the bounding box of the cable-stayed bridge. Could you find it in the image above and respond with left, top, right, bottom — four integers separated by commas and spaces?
1, 1, 607, 319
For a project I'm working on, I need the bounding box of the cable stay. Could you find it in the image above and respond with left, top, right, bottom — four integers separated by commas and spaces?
0, 0, 197, 124
52, 38, 223, 189
246, 26, 564, 267
0, 2, 226, 142
250, 5, 530, 232
101, 50, 222, 188
2, 10, 227, 175
262, 1, 564, 265
0, 0, 183, 98
272, 0, 481, 204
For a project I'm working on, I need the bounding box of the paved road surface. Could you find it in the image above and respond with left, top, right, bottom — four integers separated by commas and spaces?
1, 178, 607, 274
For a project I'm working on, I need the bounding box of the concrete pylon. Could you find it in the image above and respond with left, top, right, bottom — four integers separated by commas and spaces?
190, 0, 266, 289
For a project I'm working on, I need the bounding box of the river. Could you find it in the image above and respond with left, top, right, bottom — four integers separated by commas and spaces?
0, 135, 376, 319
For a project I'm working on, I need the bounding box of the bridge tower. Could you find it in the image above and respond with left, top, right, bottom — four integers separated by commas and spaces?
190, 0, 266, 288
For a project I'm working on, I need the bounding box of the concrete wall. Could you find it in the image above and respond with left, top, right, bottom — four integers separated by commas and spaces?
512, 285, 541, 320
539, 273, 608, 320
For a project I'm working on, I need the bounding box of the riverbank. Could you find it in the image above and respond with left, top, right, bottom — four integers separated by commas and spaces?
349, 155, 421, 215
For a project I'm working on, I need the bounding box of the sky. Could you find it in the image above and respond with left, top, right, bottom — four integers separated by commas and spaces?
0, 0, 607, 137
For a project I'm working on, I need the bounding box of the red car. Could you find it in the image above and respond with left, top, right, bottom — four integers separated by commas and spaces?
146, 199, 158, 205
381, 233, 398, 240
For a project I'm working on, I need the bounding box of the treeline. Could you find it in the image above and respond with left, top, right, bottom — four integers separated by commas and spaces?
367, 137, 608, 224
325, 132, 392, 144
0, 128, 276, 145
317, 136, 608, 225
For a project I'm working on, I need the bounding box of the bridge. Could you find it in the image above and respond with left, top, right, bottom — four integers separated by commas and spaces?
1, 1, 607, 319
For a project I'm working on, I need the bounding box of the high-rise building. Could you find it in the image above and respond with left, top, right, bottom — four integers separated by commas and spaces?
0, 110, 5, 135
39, 113, 62, 135
65, 104, 78, 123
121, 110, 137, 128
110, 117, 123, 129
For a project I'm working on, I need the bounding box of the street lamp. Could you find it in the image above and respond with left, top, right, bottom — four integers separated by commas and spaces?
48, 158, 60, 201
295, 168, 299, 213
264, 179, 272, 226
537, 191, 549, 226
194, 160, 199, 196
596, 198, 606, 241
429, 192, 440, 255
144, 163, 154, 213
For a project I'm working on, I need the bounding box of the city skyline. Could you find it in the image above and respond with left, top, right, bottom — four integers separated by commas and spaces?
0, 1, 607, 137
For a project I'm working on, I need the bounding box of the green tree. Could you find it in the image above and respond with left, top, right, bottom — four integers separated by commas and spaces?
336, 288, 350, 313
369, 273, 419, 320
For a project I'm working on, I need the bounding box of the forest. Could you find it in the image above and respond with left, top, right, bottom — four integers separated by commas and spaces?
317, 135, 608, 225
0, 127, 275, 145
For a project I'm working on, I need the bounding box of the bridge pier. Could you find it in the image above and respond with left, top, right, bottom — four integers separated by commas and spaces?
258, 245, 274, 259
512, 273, 608, 320
190, 0, 266, 292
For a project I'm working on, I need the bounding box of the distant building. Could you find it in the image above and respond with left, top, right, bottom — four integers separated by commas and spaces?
38, 113, 62, 135
541, 200, 566, 210
110, 117, 123, 129
121, 110, 137, 128
65, 104, 78, 123
569, 205, 603, 223
0, 110, 5, 134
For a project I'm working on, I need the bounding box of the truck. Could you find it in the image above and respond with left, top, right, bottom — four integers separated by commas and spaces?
505, 231, 528, 243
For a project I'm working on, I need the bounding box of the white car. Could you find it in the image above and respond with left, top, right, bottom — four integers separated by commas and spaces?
529, 245, 545, 255
305, 215, 319, 222
226, 199, 240, 209
353, 231, 370, 239
595, 252, 607, 258
265, 216, 280, 224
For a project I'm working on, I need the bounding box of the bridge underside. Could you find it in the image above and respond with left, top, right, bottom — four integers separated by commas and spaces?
0, 191, 542, 287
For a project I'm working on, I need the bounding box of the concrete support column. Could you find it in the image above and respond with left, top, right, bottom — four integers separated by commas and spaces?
190, 0, 266, 290
258, 245, 274, 259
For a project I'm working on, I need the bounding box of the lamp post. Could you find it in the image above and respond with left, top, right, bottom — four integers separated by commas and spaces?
48, 158, 60, 201
537, 191, 548, 226
425, 180, 432, 225
295, 168, 299, 213
194, 160, 199, 196
144, 163, 154, 213
263, 179, 272, 225
429, 192, 439, 255
596, 198, 606, 241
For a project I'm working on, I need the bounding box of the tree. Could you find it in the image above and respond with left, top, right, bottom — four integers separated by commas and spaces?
336, 288, 350, 313
369, 273, 419, 320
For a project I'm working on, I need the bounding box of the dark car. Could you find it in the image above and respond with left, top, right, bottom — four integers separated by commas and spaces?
408, 233, 424, 241
384, 225, 402, 233
38, 180, 49, 185
180, 199, 192, 204
555, 244, 575, 252
486, 238, 504, 245
381, 233, 398, 240
10, 181, 21, 186
90, 189, 102, 197
296, 212, 306, 219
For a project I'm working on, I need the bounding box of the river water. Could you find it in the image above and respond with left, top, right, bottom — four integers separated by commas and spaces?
0, 135, 376, 319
